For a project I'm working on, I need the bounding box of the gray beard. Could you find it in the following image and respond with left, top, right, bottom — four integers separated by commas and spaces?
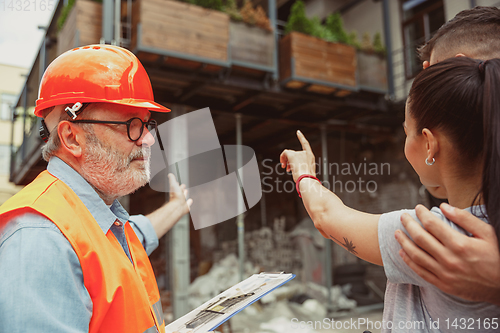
80, 134, 151, 202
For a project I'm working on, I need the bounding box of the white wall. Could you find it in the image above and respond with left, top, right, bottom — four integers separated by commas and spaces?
444, 0, 470, 20
304, 0, 385, 43
0, 64, 27, 94
305, 0, 351, 19
342, 0, 385, 45
477, 0, 500, 7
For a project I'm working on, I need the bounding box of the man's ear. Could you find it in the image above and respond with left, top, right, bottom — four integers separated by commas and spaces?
57, 121, 83, 158
423, 60, 430, 69
422, 128, 439, 160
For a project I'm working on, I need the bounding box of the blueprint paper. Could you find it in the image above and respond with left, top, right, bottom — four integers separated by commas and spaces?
165, 273, 295, 333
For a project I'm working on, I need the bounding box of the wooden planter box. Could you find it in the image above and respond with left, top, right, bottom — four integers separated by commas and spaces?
57, 0, 102, 56
134, 0, 230, 64
229, 21, 274, 70
279, 32, 357, 96
357, 51, 388, 93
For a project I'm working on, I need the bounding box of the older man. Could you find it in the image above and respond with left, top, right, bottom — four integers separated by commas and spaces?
0, 45, 189, 332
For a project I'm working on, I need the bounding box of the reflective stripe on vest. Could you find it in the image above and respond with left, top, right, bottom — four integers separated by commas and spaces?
0, 171, 165, 333
143, 325, 158, 333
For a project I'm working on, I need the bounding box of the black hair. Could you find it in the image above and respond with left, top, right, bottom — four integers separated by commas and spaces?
409, 56, 500, 248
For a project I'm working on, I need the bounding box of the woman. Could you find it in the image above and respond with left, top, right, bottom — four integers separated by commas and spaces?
280, 57, 500, 332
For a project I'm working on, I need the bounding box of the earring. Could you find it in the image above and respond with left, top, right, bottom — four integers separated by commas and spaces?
425, 157, 435, 166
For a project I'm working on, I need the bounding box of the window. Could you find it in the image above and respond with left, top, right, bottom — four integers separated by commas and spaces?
0, 144, 11, 175
401, 0, 445, 78
0, 93, 17, 121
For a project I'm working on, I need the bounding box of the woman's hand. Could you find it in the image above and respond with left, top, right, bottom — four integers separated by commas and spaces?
279, 130, 316, 182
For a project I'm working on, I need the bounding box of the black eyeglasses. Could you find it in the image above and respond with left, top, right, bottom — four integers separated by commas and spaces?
70, 117, 158, 142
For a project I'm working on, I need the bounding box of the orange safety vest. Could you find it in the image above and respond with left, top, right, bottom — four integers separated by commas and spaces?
0, 171, 165, 333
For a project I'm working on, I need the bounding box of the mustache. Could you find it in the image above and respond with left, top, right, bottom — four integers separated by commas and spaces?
128, 147, 151, 163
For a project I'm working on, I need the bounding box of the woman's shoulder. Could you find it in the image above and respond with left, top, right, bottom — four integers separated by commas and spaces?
379, 205, 488, 237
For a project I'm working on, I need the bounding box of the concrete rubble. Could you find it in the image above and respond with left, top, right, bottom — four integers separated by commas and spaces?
186, 218, 385, 332
187, 253, 359, 333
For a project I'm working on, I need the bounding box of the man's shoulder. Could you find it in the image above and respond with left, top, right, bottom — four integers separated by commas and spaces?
0, 212, 65, 247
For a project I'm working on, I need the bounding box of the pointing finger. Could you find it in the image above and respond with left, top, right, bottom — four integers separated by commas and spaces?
296, 130, 312, 153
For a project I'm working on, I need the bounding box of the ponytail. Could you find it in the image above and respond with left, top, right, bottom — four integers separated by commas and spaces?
481, 59, 500, 248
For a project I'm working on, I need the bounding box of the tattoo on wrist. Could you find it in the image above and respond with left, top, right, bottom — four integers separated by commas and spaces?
330, 235, 358, 255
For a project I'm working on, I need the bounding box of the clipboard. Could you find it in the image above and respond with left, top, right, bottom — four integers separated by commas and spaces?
165, 272, 296, 333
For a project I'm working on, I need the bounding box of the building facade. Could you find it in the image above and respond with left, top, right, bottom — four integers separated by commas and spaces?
0, 64, 27, 205
8, 0, 498, 318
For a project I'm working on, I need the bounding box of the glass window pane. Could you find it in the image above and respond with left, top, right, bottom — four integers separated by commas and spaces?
0, 94, 17, 121
401, 0, 444, 78
404, 22, 425, 77
0, 144, 11, 175
429, 6, 445, 34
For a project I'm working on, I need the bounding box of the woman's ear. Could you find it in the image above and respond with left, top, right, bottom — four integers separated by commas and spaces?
57, 121, 83, 158
422, 128, 439, 160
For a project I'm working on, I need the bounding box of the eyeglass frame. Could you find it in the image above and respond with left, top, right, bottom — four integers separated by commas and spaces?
69, 117, 158, 142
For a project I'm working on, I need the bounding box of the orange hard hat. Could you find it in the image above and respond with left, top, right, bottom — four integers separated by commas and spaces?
34, 44, 170, 117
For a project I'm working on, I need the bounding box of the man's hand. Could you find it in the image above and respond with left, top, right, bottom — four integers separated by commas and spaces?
279, 130, 316, 182
147, 173, 193, 239
396, 203, 500, 305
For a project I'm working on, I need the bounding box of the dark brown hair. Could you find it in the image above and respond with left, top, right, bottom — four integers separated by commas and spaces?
409, 57, 500, 247
419, 6, 500, 62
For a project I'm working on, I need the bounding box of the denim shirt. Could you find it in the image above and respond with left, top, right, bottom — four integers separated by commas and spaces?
0, 157, 159, 332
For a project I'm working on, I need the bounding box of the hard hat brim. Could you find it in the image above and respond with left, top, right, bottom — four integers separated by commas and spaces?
35, 98, 171, 117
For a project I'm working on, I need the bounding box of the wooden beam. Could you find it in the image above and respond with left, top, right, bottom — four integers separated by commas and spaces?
176, 82, 207, 102
231, 91, 262, 111
281, 99, 315, 118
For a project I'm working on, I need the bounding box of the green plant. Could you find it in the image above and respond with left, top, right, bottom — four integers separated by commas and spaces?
223, 0, 242, 21
178, 0, 223, 11
180, 0, 271, 30
325, 12, 349, 44
285, 1, 314, 36
195, 0, 224, 11
356, 32, 386, 56
373, 32, 386, 56
307, 17, 333, 41
285, 1, 354, 46
348, 31, 361, 50
361, 32, 373, 52
57, 0, 76, 31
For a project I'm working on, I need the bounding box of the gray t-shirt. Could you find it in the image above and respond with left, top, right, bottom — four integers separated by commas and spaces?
378, 207, 500, 333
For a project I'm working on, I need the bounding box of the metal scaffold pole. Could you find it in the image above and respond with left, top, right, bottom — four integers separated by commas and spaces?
236, 113, 245, 281
169, 105, 190, 319
382, 0, 395, 99
321, 125, 333, 315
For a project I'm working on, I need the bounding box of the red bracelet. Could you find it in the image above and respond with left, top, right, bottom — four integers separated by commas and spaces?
296, 174, 321, 198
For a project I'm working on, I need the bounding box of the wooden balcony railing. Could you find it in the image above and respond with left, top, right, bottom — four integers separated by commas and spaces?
56, 0, 387, 95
